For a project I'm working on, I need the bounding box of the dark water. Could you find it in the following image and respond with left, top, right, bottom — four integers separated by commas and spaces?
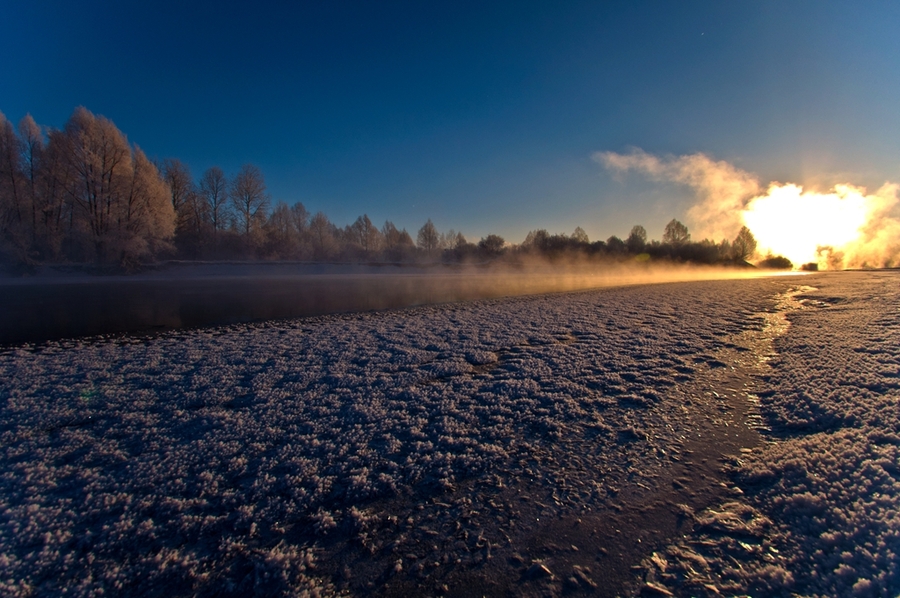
0, 273, 583, 346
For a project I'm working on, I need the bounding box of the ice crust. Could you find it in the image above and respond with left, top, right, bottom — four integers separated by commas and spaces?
1, 273, 898, 596
643, 271, 900, 597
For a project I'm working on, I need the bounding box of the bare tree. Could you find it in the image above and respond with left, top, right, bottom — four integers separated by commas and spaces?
662, 219, 690, 246
230, 164, 269, 238
309, 211, 334, 258
161, 158, 194, 235
264, 200, 298, 258
290, 202, 309, 235
0, 112, 26, 255
351, 214, 381, 253
199, 166, 230, 240
417, 218, 439, 252
732, 226, 757, 262
18, 115, 43, 246
35, 127, 73, 259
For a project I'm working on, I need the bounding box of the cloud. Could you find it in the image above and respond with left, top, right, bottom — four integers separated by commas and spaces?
595, 148, 900, 269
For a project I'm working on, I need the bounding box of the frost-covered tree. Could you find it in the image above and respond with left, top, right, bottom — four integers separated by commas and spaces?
0, 112, 28, 259
351, 214, 381, 253
732, 226, 757, 262
417, 218, 439, 252
382, 220, 414, 251
264, 200, 298, 258
230, 164, 269, 238
161, 158, 194, 235
55, 107, 174, 263
290, 202, 309, 236
309, 211, 335, 258
662, 219, 690, 246
18, 115, 43, 246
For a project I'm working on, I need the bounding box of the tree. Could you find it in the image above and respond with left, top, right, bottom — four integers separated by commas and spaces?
572, 226, 589, 244
625, 225, 647, 253
264, 200, 298, 258
351, 214, 381, 253
33, 126, 72, 260
119, 146, 176, 263
18, 115, 43, 246
732, 226, 757, 262
309, 211, 334, 258
230, 164, 269, 238
417, 218, 439, 252
290, 202, 309, 236
478, 234, 505, 255
161, 158, 194, 234
439, 228, 459, 250
0, 113, 28, 261
523, 229, 550, 251
53, 107, 174, 263
662, 219, 690, 246
199, 166, 230, 239
606, 235, 626, 254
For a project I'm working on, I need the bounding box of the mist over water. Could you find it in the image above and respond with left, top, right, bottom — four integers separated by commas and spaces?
0, 263, 785, 346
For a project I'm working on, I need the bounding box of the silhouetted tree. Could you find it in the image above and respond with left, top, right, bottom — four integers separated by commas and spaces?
230, 164, 269, 238
572, 226, 589, 244
625, 225, 647, 253
417, 218, 439, 252
606, 235, 626, 254
758, 255, 792, 269
662, 219, 690, 246
732, 226, 757, 262
522, 229, 550, 252
199, 166, 230, 244
478, 234, 505, 256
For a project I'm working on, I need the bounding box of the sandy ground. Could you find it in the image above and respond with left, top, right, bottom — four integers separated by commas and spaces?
1, 271, 897, 596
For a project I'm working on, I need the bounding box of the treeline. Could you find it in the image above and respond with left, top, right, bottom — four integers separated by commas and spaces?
0, 107, 783, 271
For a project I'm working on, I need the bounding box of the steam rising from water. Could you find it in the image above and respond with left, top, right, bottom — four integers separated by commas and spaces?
597, 149, 900, 269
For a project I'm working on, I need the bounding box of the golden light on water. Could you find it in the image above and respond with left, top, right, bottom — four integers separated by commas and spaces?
742, 184, 872, 268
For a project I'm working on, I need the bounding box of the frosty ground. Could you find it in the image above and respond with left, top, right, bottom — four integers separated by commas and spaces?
1, 271, 898, 596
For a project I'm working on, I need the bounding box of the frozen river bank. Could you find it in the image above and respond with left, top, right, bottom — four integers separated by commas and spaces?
1, 271, 897, 596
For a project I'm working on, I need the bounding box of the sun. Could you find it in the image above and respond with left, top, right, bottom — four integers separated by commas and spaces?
741, 184, 873, 268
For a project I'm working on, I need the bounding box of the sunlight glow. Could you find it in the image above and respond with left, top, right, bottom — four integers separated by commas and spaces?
742, 184, 870, 267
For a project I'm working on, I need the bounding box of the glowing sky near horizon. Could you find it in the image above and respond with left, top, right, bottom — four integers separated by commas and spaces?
3, 1, 900, 244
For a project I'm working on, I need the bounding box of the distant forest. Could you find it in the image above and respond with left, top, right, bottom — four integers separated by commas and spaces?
0, 107, 785, 272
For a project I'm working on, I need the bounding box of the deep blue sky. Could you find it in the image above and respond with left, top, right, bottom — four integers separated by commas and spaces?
3, 1, 899, 243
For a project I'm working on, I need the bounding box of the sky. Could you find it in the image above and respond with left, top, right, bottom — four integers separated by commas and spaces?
3, 0, 900, 245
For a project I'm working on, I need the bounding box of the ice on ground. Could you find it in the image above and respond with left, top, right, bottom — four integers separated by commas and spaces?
2, 272, 898, 596
644, 271, 900, 597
